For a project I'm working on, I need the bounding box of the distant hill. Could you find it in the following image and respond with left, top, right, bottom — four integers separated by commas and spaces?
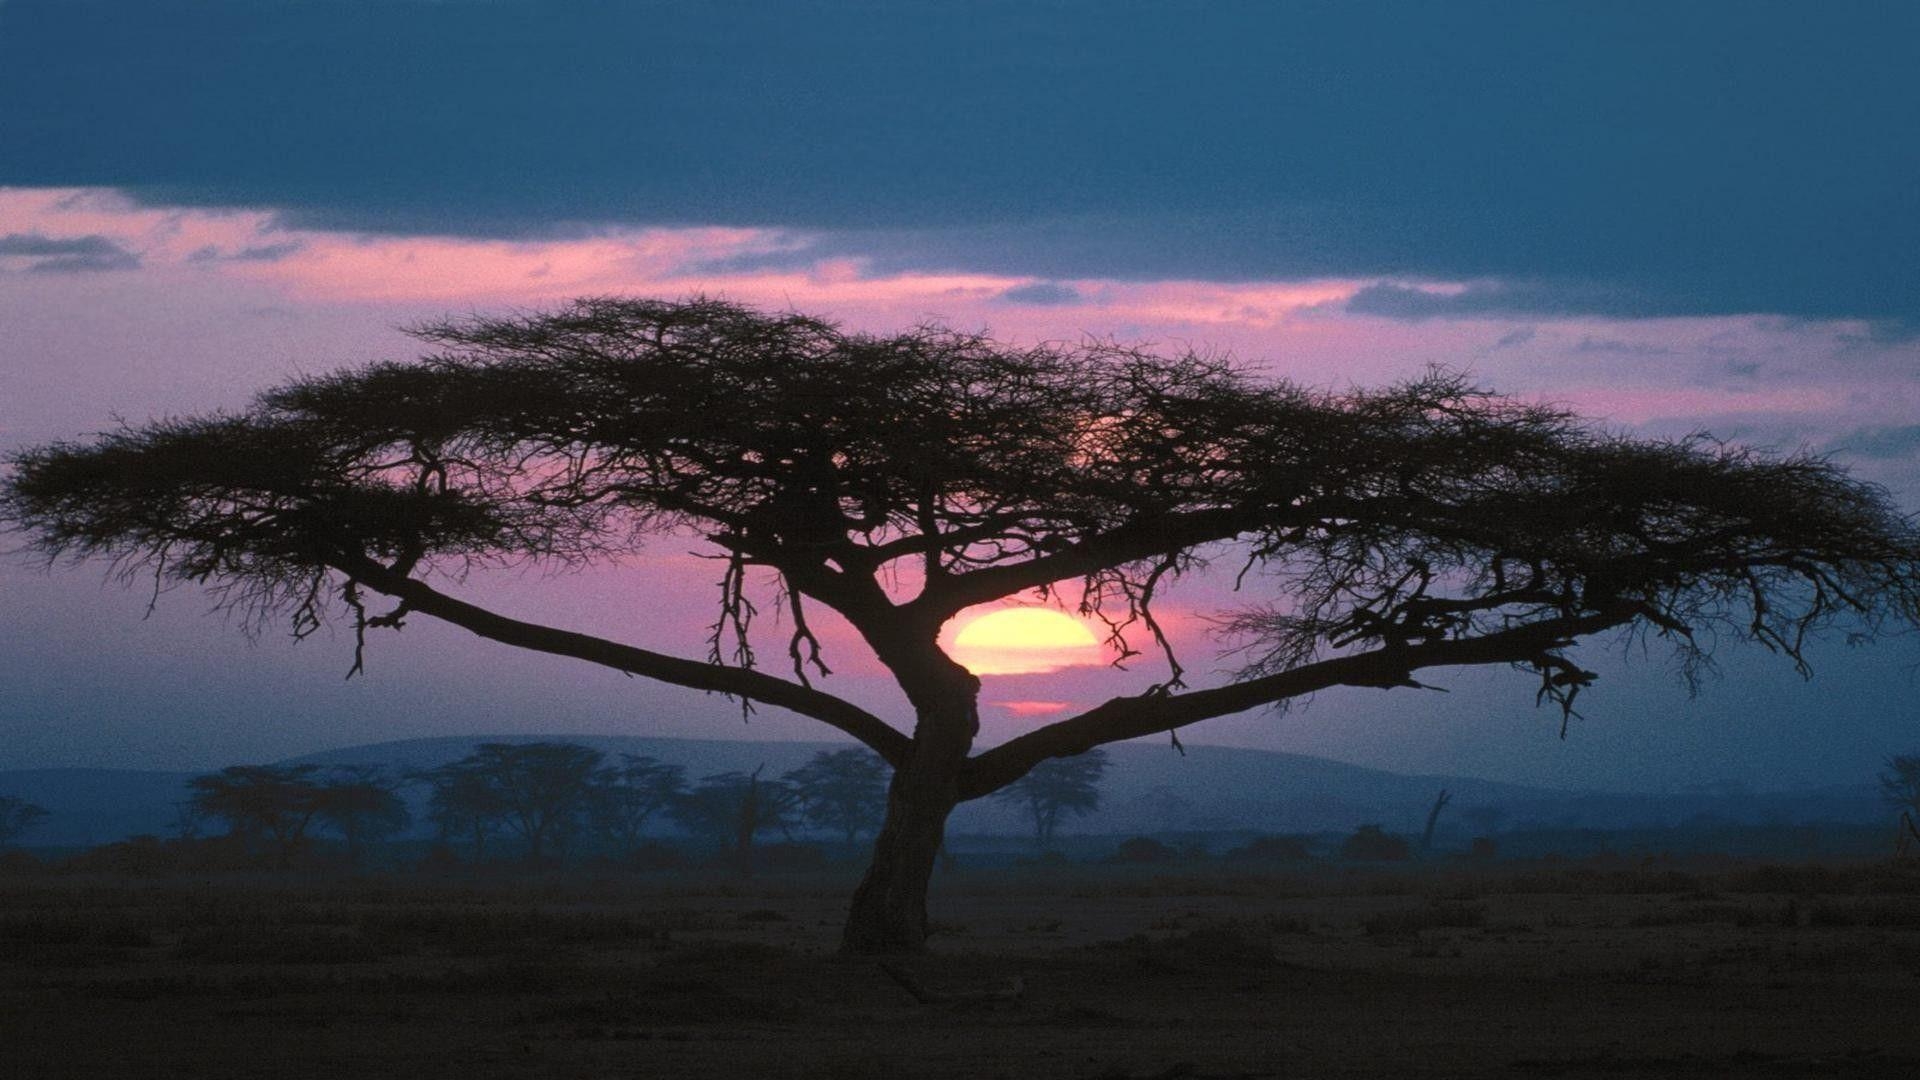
285, 733, 1887, 836
2, 735, 1887, 848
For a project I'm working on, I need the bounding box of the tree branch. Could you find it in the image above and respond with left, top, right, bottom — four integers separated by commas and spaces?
326, 550, 912, 766
906, 506, 1263, 620
959, 607, 1633, 798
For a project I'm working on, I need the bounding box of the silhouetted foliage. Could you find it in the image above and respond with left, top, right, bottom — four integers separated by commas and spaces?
992, 749, 1108, 849
8, 297, 1919, 951
587, 754, 687, 852
1342, 824, 1412, 861
311, 766, 410, 866
1880, 755, 1920, 820
1224, 834, 1313, 862
783, 749, 889, 844
187, 765, 325, 866
439, 743, 604, 862
414, 760, 508, 858
1460, 805, 1509, 839
0, 796, 50, 849
672, 768, 800, 873
1110, 836, 1177, 864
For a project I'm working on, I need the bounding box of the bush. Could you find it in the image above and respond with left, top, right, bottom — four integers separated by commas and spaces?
1341, 825, 1411, 861
1224, 835, 1313, 862
626, 842, 691, 872
750, 843, 828, 872
1110, 837, 1178, 865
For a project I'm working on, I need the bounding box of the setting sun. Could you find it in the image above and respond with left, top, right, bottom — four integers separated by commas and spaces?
946, 607, 1104, 676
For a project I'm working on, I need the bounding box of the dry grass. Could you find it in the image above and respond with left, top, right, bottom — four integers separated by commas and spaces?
6, 861, 1920, 1078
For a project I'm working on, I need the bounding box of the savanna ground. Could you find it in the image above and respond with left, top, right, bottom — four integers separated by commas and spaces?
5, 859, 1920, 1079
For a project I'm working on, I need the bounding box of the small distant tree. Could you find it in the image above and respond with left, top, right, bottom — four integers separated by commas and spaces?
1880, 755, 1920, 855
1460, 805, 1508, 839
312, 766, 411, 866
447, 743, 604, 862
187, 764, 325, 866
1880, 755, 1920, 821
587, 754, 687, 852
1110, 836, 1177, 864
992, 748, 1108, 849
1341, 823, 1411, 861
414, 761, 508, 858
0, 796, 50, 849
784, 749, 890, 845
673, 767, 800, 872
168, 799, 207, 840
1225, 834, 1313, 862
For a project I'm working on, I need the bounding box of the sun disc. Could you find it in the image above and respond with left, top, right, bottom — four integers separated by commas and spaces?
948, 607, 1103, 675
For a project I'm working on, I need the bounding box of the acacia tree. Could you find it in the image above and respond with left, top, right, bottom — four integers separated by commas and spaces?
187, 764, 325, 866
991, 748, 1108, 849
449, 743, 604, 862
785, 749, 890, 845
1881, 755, 1920, 821
0, 795, 50, 849
311, 766, 411, 866
588, 754, 687, 852
671, 768, 801, 873
6, 297, 1919, 952
414, 760, 508, 859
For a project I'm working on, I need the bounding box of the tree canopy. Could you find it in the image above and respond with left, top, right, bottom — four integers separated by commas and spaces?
0, 795, 50, 849
784, 749, 890, 845
992, 748, 1109, 849
7, 296, 1918, 950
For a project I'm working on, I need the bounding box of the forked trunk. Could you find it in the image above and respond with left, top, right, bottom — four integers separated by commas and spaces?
841, 684, 977, 954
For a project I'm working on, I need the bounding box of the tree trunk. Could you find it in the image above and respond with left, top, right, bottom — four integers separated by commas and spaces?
841, 671, 978, 954
841, 765, 958, 953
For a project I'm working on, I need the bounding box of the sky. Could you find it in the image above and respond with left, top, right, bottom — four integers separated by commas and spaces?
1, 0, 1916, 792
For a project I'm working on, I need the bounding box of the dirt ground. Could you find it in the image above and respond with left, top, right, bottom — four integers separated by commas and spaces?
5, 861, 1919, 1079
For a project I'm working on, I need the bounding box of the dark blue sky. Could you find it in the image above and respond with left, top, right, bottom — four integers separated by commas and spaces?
4, 0, 1917, 321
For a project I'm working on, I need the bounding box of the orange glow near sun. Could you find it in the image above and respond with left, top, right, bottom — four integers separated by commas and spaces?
946, 607, 1104, 676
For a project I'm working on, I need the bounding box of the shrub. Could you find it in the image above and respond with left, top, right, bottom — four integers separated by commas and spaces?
1342, 825, 1411, 861
1110, 837, 1178, 864
1225, 835, 1313, 862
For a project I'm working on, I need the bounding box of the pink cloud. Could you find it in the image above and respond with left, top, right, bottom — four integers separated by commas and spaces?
7, 185, 1917, 478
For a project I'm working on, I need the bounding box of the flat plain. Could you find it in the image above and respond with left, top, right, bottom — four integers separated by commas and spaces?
5, 860, 1919, 1079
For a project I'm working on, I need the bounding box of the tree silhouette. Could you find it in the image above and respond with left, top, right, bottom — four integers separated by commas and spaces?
311, 766, 411, 866
0, 795, 50, 849
440, 743, 603, 862
993, 748, 1108, 849
186, 764, 325, 866
1459, 805, 1508, 839
1342, 823, 1411, 861
415, 760, 508, 859
587, 754, 687, 852
785, 749, 890, 845
672, 768, 800, 874
1881, 755, 1920, 821
7, 297, 1919, 951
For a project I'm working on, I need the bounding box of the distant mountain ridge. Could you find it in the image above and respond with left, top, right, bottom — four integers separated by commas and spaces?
2, 734, 1886, 848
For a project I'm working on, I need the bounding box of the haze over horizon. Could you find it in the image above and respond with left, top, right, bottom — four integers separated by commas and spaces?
3, 1, 1917, 793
